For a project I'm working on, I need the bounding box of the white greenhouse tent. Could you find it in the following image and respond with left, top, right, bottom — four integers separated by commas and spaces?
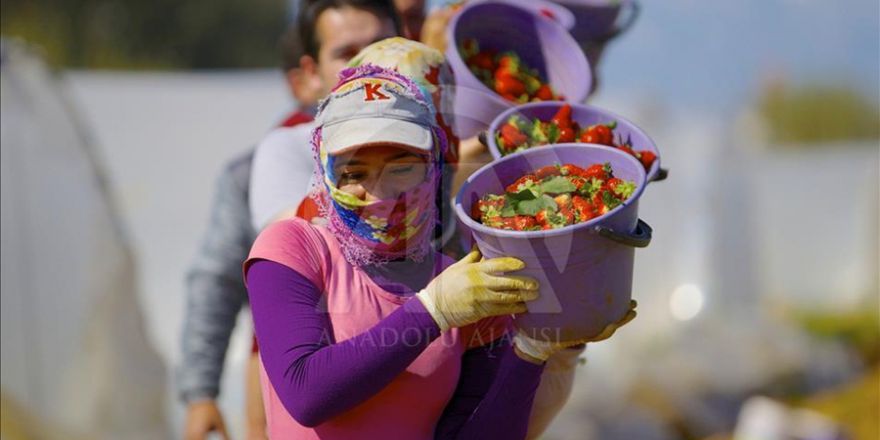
1, 39, 167, 439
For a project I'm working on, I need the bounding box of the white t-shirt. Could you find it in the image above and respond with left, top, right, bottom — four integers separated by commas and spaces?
249, 121, 318, 231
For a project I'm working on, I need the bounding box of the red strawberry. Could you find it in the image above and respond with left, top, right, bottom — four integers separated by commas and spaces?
572, 195, 595, 222
582, 163, 610, 180
604, 177, 622, 193
535, 209, 549, 227
487, 216, 517, 230
497, 54, 517, 71
567, 175, 586, 190
551, 104, 573, 128
553, 194, 571, 209
506, 174, 538, 193
559, 164, 584, 176
513, 215, 536, 231
534, 84, 554, 101
617, 144, 636, 157
557, 126, 577, 143
559, 206, 574, 225
500, 123, 528, 149
535, 165, 561, 179
495, 74, 526, 97
580, 124, 614, 146
468, 52, 495, 71
591, 191, 607, 214
637, 150, 656, 170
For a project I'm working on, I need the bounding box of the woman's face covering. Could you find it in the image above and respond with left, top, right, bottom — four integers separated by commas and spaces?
332, 145, 428, 202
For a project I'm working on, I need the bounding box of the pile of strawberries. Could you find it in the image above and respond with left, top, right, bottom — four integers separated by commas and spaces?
496, 104, 658, 172
473, 162, 637, 231
460, 38, 560, 103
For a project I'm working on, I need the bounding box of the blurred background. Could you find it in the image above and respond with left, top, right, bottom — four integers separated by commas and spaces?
1, 0, 877, 439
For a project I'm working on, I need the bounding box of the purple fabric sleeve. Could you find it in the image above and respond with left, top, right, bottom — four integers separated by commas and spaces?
435, 338, 545, 439
247, 259, 545, 437
247, 260, 442, 427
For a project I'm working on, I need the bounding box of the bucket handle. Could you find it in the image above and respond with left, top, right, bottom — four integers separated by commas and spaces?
595, 218, 652, 248
599, 0, 641, 43
650, 167, 669, 182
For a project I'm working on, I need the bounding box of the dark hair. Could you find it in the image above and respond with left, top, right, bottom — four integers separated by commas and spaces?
295, 0, 402, 62
279, 23, 305, 72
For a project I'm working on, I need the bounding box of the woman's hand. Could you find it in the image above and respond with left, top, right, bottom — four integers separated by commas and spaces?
514, 300, 638, 363
184, 400, 229, 440
416, 249, 539, 331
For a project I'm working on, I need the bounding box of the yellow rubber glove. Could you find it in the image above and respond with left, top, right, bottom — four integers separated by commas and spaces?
514, 300, 638, 362
416, 249, 539, 332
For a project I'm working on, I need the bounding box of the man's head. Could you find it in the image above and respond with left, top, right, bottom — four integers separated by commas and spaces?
279, 24, 320, 106
295, 0, 401, 98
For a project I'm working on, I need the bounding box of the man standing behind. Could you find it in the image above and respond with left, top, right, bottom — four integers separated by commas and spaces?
178, 2, 400, 439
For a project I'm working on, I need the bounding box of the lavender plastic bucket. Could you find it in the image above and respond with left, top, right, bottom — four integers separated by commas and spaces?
445, 1, 591, 139
496, 0, 576, 30
487, 101, 664, 182
454, 145, 651, 342
552, 0, 640, 66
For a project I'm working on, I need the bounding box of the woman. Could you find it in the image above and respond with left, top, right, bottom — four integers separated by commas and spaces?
245, 65, 634, 438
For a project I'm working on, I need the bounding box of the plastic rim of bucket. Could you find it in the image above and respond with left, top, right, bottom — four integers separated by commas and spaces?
486, 101, 663, 182
454, 143, 648, 241
492, 0, 576, 30
553, 0, 640, 43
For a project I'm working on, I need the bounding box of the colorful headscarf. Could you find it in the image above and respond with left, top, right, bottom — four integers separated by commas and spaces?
347, 37, 461, 248
309, 64, 451, 267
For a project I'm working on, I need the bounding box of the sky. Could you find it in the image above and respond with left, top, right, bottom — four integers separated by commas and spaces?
432, 0, 880, 115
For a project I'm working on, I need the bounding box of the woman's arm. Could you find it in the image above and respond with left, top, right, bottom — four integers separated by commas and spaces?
247, 260, 441, 427
435, 337, 546, 439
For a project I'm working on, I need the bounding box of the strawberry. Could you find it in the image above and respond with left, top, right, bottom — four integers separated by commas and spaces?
534, 84, 554, 101
505, 174, 538, 193
591, 191, 608, 215
580, 123, 614, 146
535, 165, 561, 179
551, 104, 573, 128
572, 195, 595, 222
557, 126, 577, 143
535, 209, 549, 227
468, 52, 495, 71
617, 144, 636, 157
554, 194, 571, 209
471, 199, 481, 219
582, 163, 610, 180
497, 54, 518, 71
567, 175, 586, 190
512, 215, 536, 231
494, 74, 526, 97
559, 206, 574, 225
604, 177, 623, 193
500, 123, 528, 149
637, 150, 656, 170
559, 164, 584, 176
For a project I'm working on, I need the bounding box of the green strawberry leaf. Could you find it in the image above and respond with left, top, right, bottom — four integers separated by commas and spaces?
508, 187, 537, 201
546, 122, 560, 143
516, 194, 557, 216
540, 176, 576, 194
500, 203, 516, 217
